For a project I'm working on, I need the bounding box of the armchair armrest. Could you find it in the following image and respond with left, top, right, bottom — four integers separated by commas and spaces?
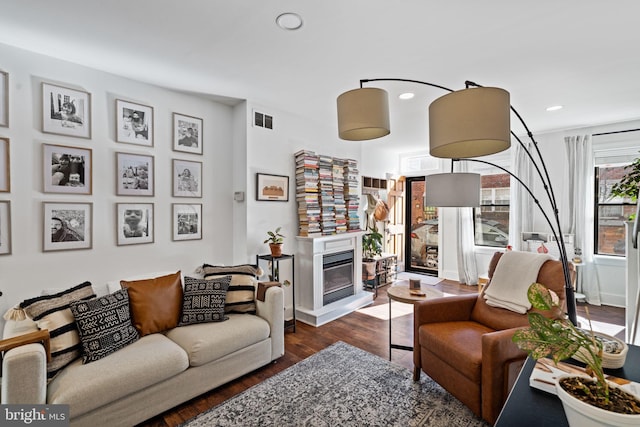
414, 294, 478, 326
413, 294, 478, 380
481, 327, 528, 424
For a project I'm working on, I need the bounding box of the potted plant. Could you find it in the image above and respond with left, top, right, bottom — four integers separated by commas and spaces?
610, 152, 639, 220
264, 227, 285, 257
362, 226, 383, 281
512, 283, 640, 426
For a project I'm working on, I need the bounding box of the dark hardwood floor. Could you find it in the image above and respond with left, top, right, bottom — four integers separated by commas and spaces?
138, 277, 625, 427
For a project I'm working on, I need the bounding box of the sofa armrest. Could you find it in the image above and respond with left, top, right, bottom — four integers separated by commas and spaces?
255, 285, 284, 361
481, 327, 528, 424
1, 331, 49, 404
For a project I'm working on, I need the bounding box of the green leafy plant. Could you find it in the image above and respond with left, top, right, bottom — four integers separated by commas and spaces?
263, 227, 285, 245
610, 152, 639, 220
362, 226, 383, 260
512, 283, 608, 401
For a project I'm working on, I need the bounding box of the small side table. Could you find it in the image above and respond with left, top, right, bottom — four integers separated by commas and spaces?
387, 281, 443, 362
256, 253, 296, 332
573, 262, 586, 302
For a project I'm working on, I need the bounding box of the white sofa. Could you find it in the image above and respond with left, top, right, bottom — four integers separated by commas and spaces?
0, 270, 284, 427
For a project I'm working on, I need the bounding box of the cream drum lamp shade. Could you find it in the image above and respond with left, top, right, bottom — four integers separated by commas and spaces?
424, 173, 481, 207
428, 87, 511, 158
337, 87, 390, 141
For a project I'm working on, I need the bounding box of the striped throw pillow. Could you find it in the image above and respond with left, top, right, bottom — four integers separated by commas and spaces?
20, 281, 95, 379
200, 264, 260, 314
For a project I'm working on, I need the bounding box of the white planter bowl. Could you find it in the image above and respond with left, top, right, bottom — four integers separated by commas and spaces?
556, 375, 640, 427
572, 332, 628, 369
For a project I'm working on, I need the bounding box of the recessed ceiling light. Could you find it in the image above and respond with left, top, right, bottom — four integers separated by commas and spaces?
276, 13, 303, 31
546, 105, 563, 111
399, 92, 415, 100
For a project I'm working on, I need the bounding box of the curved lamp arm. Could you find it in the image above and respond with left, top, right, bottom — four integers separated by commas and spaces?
358, 78, 577, 325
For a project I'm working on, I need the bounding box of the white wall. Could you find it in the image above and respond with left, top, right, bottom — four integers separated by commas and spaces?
0, 44, 238, 329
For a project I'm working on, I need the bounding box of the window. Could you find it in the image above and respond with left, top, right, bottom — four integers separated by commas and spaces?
474, 173, 510, 247
594, 164, 636, 256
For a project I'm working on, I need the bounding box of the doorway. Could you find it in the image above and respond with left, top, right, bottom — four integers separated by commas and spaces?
405, 176, 438, 275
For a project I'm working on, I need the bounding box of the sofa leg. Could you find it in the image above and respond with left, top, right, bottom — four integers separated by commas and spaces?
413, 366, 421, 381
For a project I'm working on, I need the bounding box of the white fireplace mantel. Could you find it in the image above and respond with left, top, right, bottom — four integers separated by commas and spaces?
295, 232, 373, 326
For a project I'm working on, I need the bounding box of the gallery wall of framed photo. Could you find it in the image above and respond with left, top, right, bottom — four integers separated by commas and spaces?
0, 43, 240, 311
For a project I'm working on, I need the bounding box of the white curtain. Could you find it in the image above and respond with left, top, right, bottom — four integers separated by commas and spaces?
509, 140, 534, 251
565, 135, 601, 305
456, 161, 478, 285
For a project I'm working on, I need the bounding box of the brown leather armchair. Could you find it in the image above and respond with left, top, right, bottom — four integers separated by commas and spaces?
413, 252, 570, 425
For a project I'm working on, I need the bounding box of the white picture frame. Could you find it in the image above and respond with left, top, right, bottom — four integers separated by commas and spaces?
42, 82, 91, 139
173, 113, 203, 155
116, 203, 154, 246
116, 99, 154, 146
44, 202, 92, 252
43, 143, 92, 194
172, 203, 202, 241
116, 152, 154, 196
0, 201, 11, 255
0, 70, 8, 127
172, 159, 202, 198
0, 137, 9, 192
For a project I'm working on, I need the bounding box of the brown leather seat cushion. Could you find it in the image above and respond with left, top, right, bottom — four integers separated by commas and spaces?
418, 321, 494, 381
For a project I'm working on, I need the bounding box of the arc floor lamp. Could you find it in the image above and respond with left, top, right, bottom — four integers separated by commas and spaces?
336, 78, 577, 325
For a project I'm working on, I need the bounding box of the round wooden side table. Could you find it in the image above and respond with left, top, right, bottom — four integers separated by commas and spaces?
387, 281, 443, 377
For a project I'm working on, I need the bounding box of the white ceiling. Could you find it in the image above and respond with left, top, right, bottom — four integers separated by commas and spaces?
1, 0, 640, 152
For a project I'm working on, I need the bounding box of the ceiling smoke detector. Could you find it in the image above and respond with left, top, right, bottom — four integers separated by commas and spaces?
276, 13, 303, 31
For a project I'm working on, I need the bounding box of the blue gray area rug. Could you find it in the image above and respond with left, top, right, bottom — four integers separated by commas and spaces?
182, 341, 488, 426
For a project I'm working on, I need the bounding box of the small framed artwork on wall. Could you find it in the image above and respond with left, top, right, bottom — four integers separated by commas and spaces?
43, 143, 92, 194
0, 70, 8, 127
256, 173, 289, 202
44, 202, 92, 252
173, 113, 203, 155
116, 203, 154, 246
172, 159, 202, 198
116, 152, 154, 196
0, 137, 9, 192
0, 200, 11, 255
42, 82, 91, 139
116, 99, 154, 146
172, 203, 202, 241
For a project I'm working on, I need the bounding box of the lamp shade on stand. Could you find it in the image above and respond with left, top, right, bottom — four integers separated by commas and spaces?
337, 87, 390, 140
424, 173, 481, 207
429, 87, 511, 158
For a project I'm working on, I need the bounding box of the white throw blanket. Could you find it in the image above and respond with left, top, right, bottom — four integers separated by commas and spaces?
484, 251, 552, 313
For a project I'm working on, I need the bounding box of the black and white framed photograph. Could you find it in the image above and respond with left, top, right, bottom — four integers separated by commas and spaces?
256, 173, 289, 202
172, 159, 202, 198
42, 82, 91, 139
43, 143, 92, 194
116, 203, 154, 246
44, 202, 92, 252
172, 203, 202, 241
0, 70, 8, 127
173, 113, 203, 154
0, 200, 11, 255
116, 99, 154, 146
116, 152, 154, 196
0, 137, 9, 192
